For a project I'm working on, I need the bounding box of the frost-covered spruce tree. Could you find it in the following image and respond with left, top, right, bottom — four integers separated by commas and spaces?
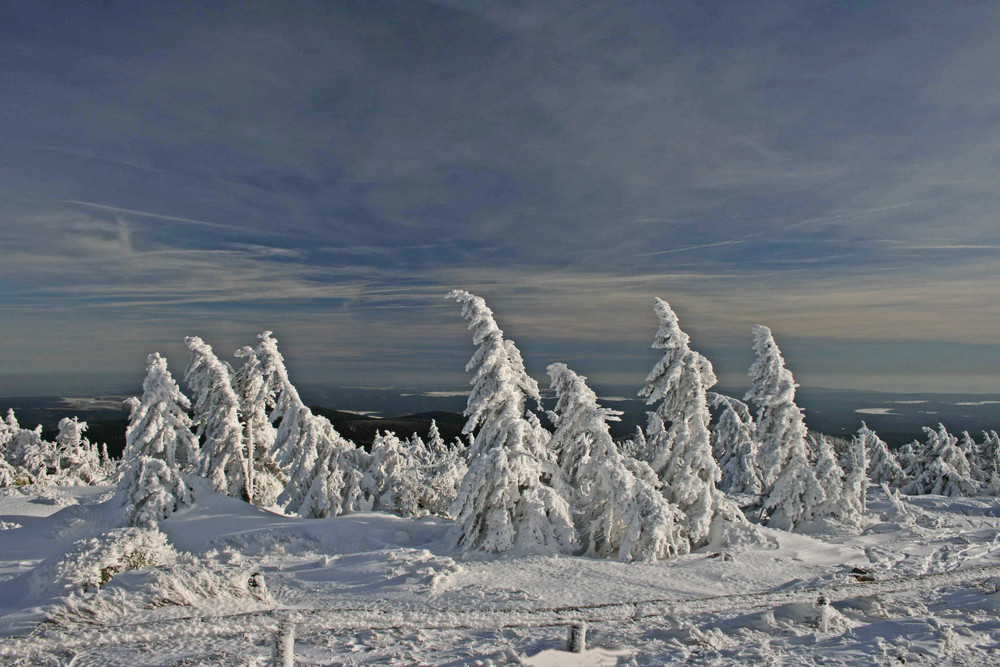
709, 393, 763, 496
860, 423, 904, 488
233, 333, 292, 506
295, 440, 368, 519
365, 431, 423, 516
278, 408, 363, 516
548, 363, 685, 560
904, 424, 978, 497
618, 425, 647, 461
958, 431, 984, 484
117, 456, 193, 526
745, 325, 824, 530
638, 298, 738, 549
978, 431, 1000, 493
446, 290, 577, 555
840, 430, 868, 519
813, 435, 846, 520
54, 417, 103, 485
425, 420, 447, 457
420, 442, 467, 517
124, 353, 199, 471
185, 336, 250, 502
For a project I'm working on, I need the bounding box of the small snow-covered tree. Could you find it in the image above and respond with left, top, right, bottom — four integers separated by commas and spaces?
295, 442, 368, 519
425, 420, 447, 457
958, 431, 984, 483
446, 290, 577, 555
709, 393, 762, 496
904, 424, 978, 497
548, 362, 685, 561
117, 456, 193, 526
746, 325, 824, 531
185, 336, 250, 502
840, 430, 868, 519
861, 423, 904, 488
978, 431, 1000, 493
618, 425, 647, 461
813, 435, 850, 521
638, 298, 739, 549
419, 443, 467, 517
124, 353, 199, 471
364, 431, 423, 516
278, 407, 362, 517
54, 417, 102, 485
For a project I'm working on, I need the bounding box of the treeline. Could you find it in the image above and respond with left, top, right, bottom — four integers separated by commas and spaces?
3, 291, 999, 563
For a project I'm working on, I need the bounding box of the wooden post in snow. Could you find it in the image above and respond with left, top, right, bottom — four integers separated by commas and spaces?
567, 622, 587, 653
272, 619, 295, 666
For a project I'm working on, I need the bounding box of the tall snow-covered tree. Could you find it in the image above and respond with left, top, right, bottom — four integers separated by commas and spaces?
185, 336, 250, 502
548, 362, 685, 561
446, 290, 577, 555
124, 353, 199, 471
638, 298, 739, 549
860, 423, 904, 488
709, 393, 762, 496
233, 332, 292, 506
745, 325, 824, 531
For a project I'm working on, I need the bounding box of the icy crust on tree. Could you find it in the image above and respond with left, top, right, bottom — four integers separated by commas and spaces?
709, 393, 762, 495
548, 363, 685, 561
185, 336, 250, 503
638, 298, 740, 549
904, 424, 978, 497
117, 456, 193, 527
124, 353, 199, 472
746, 325, 825, 531
446, 290, 578, 555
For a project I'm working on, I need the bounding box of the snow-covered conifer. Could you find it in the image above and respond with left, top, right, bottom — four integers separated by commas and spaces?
185, 336, 250, 502
840, 431, 868, 519
978, 431, 1000, 491
813, 435, 845, 519
618, 425, 647, 461
278, 408, 361, 516
365, 431, 423, 516
232, 333, 291, 506
425, 420, 447, 457
54, 417, 102, 485
746, 325, 824, 530
548, 362, 685, 561
124, 353, 199, 471
117, 456, 193, 526
295, 443, 368, 519
446, 290, 577, 555
419, 443, 467, 517
861, 423, 903, 488
709, 393, 762, 496
638, 298, 739, 549
904, 424, 978, 496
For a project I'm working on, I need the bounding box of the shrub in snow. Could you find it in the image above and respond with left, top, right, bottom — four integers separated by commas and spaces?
185, 336, 250, 502
903, 424, 978, 497
709, 393, 763, 496
638, 298, 740, 549
746, 325, 824, 531
38, 526, 177, 595
861, 423, 904, 488
548, 362, 685, 561
117, 456, 193, 526
124, 352, 199, 472
446, 290, 578, 555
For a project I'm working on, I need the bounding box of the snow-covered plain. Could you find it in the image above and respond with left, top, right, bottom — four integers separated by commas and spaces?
2, 481, 1000, 665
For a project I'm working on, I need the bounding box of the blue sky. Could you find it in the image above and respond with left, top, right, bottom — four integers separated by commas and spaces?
3, 0, 1000, 396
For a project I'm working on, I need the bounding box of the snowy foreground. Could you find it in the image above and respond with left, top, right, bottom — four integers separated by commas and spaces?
2, 483, 1000, 665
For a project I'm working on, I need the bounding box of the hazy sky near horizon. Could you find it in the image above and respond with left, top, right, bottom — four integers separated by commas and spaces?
4, 0, 1000, 396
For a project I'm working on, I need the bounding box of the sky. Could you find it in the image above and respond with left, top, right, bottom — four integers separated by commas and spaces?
3, 0, 1000, 397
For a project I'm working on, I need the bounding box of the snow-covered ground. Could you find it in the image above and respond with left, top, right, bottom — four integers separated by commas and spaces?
2, 483, 1000, 665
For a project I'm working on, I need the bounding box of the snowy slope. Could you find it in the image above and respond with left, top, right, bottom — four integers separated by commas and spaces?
2, 482, 1000, 665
